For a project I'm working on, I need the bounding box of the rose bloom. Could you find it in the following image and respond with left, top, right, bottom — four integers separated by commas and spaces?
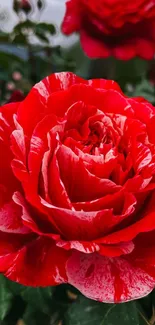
19, 0, 31, 12
7, 90, 25, 103
62, 0, 155, 60
0, 72, 155, 303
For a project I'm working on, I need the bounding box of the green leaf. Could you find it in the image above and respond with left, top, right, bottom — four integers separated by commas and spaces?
115, 58, 149, 84
59, 43, 91, 78
0, 51, 24, 69
0, 275, 13, 321
36, 23, 56, 35
34, 30, 49, 43
131, 79, 155, 103
13, 33, 28, 45
21, 287, 54, 315
65, 295, 148, 325
7, 281, 24, 296
13, 20, 36, 33
33, 23, 56, 43
23, 305, 50, 325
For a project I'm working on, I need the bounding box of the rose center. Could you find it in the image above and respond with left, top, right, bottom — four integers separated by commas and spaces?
84, 121, 113, 153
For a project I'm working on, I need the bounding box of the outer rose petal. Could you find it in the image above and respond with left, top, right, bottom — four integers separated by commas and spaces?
135, 38, 155, 60
66, 250, 155, 303
56, 84, 133, 117
112, 41, 137, 61
13, 192, 60, 238
0, 231, 34, 272
17, 72, 87, 135
127, 231, 155, 277
17, 73, 130, 134
0, 103, 29, 234
87, 78, 122, 93
46, 72, 87, 92
61, 0, 81, 35
147, 116, 155, 144
80, 29, 111, 58
4, 237, 70, 287
0, 103, 21, 204
0, 201, 30, 234
128, 98, 155, 125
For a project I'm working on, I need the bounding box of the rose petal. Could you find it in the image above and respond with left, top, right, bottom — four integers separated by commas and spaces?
57, 145, 120, 202
4, 237, 70, 287
128, 98, 155, 125
135, 38, 155, 60
74, 146, 118, 178
74, 192, 136, 235
61, 0, 81, 34
99, 241, 135, 257
127, 230, 155, 278
65, 101, 97, 130
131, 142, 152, 173
80, 29, 111, 58
11, 129, 27, 166
49, 153, 73, 209
147, 115, 155, 144
41, 197, 114, 241
88, 79, 122, 93
0, 103, 20, 204
57, 239, 134, 257
0, 200, 30, 234
73, 189, 124, 212
99, 191, 155, 244
57, 240, 100, 254
17, 72, 87, 134
13, 192, 59, 238
66, 250, 155, 303
112, 41, 136, 60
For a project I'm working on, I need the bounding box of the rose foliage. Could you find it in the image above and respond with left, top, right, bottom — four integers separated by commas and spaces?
0, 72, 155, 303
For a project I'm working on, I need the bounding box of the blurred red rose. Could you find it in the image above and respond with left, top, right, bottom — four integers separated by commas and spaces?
62, 0, 155, 60
0, 72, 155, 303
20, 0, 31, 13
7, 90, 25, 103
13, 0, 32, 14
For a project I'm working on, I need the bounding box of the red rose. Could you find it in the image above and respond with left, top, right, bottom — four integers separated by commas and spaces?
0, 72, 155, 303
13, 0, 32, 14
20, 0, 31, 13
7, 90, 25, 103
62, 0, 155, 60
